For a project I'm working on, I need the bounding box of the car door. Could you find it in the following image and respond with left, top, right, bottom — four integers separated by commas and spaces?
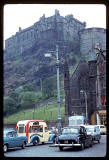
83, 128, 90, 147
43, 127, 50, 142
79, 127, 86, 146
7, 132, 17, 148
13, 131, 23, 146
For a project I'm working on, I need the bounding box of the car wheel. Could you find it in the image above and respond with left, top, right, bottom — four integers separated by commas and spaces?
98, 139, 100, 143
59, 146, 63, 151
80, 142, 84, 150
53, 137, 56, 144
90, 140, 93, 147
4, 144, 8, 153
33, 139, 39, 146
22, 142, 26, 149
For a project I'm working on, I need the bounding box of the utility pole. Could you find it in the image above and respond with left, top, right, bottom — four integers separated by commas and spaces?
56, 45, 62, 135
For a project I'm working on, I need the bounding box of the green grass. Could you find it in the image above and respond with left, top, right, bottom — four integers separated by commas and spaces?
4, 103, 65, 124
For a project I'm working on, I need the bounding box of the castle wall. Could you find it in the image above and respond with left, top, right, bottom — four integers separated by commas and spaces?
5, 10, 86, 55
79, 28, 106, 58
5, 25, 36, 55
5, 10, 106, 61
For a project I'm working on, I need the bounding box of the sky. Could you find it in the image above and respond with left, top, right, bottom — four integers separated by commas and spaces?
4, 4, 106, 41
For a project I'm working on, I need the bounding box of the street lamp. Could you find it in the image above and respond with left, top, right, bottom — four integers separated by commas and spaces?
45, 45, 62, 135
80, 90, 88, 124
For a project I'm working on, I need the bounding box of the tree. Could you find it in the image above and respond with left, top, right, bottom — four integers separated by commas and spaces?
42, 77, 56, 99
18, 91, 38, 108
23, 84, 35, 92
4, 97, 16, 116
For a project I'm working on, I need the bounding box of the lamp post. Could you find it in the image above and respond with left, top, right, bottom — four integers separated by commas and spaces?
80, 90, 88, 124
45, 44, 62, 135
56, 45, 62, 135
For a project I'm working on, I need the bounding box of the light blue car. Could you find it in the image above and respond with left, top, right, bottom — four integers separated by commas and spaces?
85, 125, 101, 143
3, 129, 28, 152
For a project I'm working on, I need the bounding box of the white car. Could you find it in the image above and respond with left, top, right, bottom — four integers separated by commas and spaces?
97, 125, 106, 135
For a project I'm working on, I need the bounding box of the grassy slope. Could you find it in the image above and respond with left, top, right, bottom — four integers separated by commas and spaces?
4, 103, 65, 124
4, 55, 81, 125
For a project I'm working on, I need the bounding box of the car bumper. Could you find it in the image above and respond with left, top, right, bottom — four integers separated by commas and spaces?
53, 143, 81, 147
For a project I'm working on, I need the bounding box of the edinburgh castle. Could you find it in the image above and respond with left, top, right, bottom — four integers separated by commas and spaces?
5, 9, 106, 59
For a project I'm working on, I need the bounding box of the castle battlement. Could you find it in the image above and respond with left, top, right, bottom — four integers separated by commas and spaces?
5, 10, 106, 60
5, 10, 86, 54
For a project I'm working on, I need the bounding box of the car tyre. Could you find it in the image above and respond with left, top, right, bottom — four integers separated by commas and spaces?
53, 137, 56, 144
33, 139, 39, 146
4, 144, 8, 153
80, 142, 84, 150
59, 146, 63, 151
98, 139, 100, 143
90, 140, 93, 147
22, 142, 26, 149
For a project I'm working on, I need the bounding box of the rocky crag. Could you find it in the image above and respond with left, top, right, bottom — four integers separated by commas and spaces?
4, 9, 106, 96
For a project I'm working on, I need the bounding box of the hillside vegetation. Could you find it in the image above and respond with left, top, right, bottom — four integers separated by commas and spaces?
4, 103, 65, 124
4, 39, 83, 124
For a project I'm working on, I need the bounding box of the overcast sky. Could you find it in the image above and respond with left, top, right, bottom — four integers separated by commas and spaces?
4, 4, 106, 41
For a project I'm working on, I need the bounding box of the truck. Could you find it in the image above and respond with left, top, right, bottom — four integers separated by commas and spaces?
69, 115, 86, 126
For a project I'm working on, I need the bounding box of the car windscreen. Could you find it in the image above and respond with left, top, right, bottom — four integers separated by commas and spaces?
3, 130, 14, 137
62, 128, 79, 134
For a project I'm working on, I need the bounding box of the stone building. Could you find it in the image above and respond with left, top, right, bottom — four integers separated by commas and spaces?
96, 51, 106, 125
5, 9, 86, 56
64, 52, 106, 125
5, 10, 106, 60
79, 28, 106, 59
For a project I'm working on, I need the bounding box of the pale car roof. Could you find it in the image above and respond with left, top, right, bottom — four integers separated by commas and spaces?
84, 125, 98, 128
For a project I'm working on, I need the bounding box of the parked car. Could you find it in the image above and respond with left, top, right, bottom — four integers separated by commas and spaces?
97, 125, 106, 135
54, 126, 93, 151
85, 125, 101, 143
3, 129, 28, 152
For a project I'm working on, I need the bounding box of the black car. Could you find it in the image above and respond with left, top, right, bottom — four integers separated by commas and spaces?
55, 126, 93, 151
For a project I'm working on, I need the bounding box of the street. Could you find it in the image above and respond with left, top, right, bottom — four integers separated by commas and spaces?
4, 135, 106, 157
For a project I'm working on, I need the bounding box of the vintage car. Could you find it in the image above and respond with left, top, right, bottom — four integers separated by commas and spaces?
16, 120, 57, 145
3, 129, 28, 152
97, 125, 106, 135
54, 126, 93, 151
85, 125, 101, 143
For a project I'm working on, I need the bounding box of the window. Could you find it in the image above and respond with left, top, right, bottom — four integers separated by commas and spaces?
13, 131, 17, 137
7, 132, 13, 137
45, 127, 48, 132
29, 126, 32, 133
19, 127, 24, 133
32, 126, 43, 133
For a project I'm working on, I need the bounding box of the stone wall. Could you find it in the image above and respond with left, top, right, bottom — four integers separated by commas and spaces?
5, 11, 106, 60
5, 10, 86, 56
79, 28, 106, 59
